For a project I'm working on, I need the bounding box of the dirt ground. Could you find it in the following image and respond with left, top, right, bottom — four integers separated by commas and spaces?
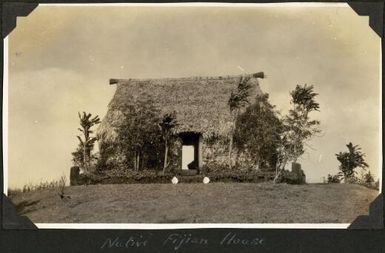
9, 182, 378, 223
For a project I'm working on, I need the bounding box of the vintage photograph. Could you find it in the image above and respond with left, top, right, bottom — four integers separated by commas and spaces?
4, 3, 381, 225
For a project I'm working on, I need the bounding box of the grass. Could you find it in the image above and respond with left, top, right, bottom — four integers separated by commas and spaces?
8, 180, 62, 196
9, 175, 68, 200
8, 182, 378, 223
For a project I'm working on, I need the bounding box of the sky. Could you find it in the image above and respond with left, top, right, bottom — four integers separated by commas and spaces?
5, 4, 381, 188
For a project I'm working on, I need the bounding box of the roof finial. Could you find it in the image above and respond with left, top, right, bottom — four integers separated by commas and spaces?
252, 72, 265, 79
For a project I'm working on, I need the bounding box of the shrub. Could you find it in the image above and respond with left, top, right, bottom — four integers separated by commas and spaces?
327, 173, 342, 183
363, 171, 374, 184
274, 163, 306, 185
345, 176, 360, 184
374, 179, 380, 190
234, 93, 283, 171
74, 164, 276, 185
200, 164, 274, 183
336, 142, 368, 179
281, 171, 306, 185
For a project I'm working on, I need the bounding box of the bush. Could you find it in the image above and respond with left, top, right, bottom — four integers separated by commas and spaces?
75, 169, 173, 184
363, 171, 374, 184
73, 164, 276, 185
327, 173, 342, 183
374, 179, 380, 190
280, 170, 304, 185
274, 163, 306, 185
345, 176, 360, 184
200, 164, 274, 183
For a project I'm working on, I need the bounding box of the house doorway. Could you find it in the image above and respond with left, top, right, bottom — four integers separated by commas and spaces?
182, 145, 194, 170
179, 132, 202, 171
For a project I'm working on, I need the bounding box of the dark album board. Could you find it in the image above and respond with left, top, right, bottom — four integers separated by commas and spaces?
1, 2, 384, 252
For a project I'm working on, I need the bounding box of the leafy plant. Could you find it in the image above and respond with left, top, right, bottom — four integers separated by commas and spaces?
374, 179, 380, 190
227, 76, 253, 169
74, 112, 101, 172
274, 84, 321, 183
95, 133, 116, 170
117, 95, 163, 171
234, 93, 283, 170
336, 142, 369, 180
327, 173, 342, 183
363, 171, 374, 185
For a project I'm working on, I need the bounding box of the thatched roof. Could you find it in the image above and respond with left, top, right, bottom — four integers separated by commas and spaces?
98, 72, 265, 141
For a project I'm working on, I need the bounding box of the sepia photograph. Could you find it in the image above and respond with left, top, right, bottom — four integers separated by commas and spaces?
3, 3, 382, 227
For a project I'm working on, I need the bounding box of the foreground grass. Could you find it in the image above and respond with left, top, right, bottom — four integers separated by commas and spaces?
9, 182, 378, 223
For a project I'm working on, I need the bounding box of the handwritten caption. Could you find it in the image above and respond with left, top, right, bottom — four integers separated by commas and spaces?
100, 232, 264, 251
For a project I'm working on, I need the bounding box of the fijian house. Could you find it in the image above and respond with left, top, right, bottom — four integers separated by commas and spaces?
97, 72, 270, 174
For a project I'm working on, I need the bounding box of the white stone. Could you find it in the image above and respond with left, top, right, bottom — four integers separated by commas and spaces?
171, 177, 179, 184
203, 177, 210, 184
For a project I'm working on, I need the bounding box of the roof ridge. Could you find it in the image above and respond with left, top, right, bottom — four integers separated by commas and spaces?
109, 72, 264, 85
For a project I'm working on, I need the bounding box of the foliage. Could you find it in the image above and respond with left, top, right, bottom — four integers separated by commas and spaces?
159, 112, 178, 174
74, 112, 101, 172
327, 173, 342, 183
274, 84, 320, 182
279, 170, 306, 185
117, 95, 164, 171
227, 76, 253, 168
228, 76, 253, 113
284, 84, 320, 161
345, 176, 360, 184
70, 163, 275, 185
58, 175, 70, 200
363, 171, 374, 184
8, 178, 68, 198
272, 162, 306, 185
205, 132, 229, 146
374, 179, 380, 190
96, 133, 117, 170
71, 146, 84, 167
72, 146, 98, 170
234, 93, 283, 170
336, 142, 369, 180
159, 112, 178, 142
200, 164, 275, 183
75, 170, 174, 184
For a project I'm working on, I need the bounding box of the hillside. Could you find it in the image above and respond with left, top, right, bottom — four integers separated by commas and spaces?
9, 183, 378, 223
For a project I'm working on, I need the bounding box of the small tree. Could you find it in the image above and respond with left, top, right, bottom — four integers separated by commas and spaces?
234, 93, 283, 170
159, 112, 178, 174
364, 171, 374, 185
228, 76, 252, 169
96, 133, 115, 170
327, 173, 342, 183
118, 96, 162, 171
363, 170, 374, 186
274, 84, 321, 183
75, 112, 101, 172
71, 145, 84, 168
336, 142, 369, 181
